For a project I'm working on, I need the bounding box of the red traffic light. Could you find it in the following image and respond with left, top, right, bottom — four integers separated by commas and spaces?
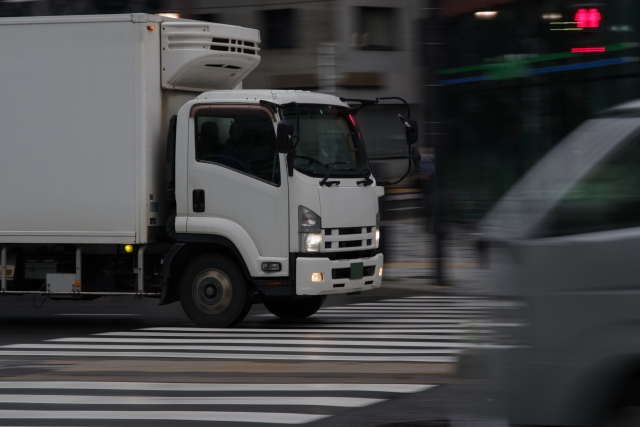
575, 8, 601, 28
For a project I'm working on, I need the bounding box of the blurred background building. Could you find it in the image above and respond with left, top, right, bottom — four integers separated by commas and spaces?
434, 0, 640, 222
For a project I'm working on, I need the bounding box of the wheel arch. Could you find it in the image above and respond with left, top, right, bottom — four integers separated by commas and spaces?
159, 235, 252, 306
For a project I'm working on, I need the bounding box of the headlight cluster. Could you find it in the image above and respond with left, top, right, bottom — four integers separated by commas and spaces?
299, 206, 322, 252
301, 232, 322, 252
375, 211, 381, 248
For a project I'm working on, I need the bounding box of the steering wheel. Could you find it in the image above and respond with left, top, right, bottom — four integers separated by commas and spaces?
295, 156, 326, 167
200, 154, 254, 174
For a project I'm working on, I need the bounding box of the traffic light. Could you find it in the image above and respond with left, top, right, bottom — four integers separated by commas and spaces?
566, 4, 607, 50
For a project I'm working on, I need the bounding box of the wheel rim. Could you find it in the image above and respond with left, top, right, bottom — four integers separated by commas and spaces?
192, 269, 233, 314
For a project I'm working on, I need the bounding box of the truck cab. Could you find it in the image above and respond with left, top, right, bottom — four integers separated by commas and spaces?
165, 90, 386, 326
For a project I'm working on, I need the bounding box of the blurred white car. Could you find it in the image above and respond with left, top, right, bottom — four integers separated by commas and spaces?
481, 100, 640, 426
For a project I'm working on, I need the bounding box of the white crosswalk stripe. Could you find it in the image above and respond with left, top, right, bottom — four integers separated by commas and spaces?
0, 296, 498, 424
0, 381, 437, 425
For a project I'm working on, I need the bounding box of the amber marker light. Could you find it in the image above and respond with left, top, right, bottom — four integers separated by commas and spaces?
147, 25, 156, 30
124, 245, 134, 253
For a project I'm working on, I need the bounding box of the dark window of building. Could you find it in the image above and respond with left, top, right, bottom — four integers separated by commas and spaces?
263, 9, 297, 49
358, 7, 397, 50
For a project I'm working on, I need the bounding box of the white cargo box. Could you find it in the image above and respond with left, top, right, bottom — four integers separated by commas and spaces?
0, 14, 260, 244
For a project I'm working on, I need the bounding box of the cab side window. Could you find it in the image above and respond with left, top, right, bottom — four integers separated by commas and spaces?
543, 135, 640, 237
194, 106, 280, 185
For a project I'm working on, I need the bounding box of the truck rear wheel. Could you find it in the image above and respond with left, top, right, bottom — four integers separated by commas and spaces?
179, 254, 251, 327
264, 296, 326, 319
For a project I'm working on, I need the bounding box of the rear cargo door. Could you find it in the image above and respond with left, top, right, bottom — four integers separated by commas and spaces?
186, 104, 289, 258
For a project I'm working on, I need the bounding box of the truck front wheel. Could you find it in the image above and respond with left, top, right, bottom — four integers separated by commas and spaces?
264, 296, 326, 319
179, 255, 251, 327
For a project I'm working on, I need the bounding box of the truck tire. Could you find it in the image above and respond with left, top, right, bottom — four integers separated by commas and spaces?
264, 296, 326, 319
179, 254, 251, 327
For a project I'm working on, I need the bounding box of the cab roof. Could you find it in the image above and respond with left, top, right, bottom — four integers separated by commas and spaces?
195, 90, 350, 108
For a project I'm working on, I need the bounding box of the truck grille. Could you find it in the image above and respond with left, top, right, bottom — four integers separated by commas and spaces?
339, 227, 362, 235
339, 240, 362, 248
323, 226, 376, 252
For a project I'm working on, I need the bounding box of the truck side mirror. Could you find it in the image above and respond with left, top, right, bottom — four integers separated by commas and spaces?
398, 114, 418, 145
276, 120, 295, 153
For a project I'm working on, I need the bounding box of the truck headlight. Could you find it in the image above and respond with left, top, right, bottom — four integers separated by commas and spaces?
375, 227, 380, 248
301, 233, 322, 252
299, 206, 321, 232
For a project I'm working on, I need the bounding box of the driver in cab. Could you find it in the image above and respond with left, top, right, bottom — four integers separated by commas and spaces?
219, 120, 276, 178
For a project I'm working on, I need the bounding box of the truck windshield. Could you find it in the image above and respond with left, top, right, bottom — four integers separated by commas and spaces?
282, 105, 370, 178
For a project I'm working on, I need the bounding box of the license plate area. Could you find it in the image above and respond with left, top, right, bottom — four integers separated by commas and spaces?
350, 262, 364, 280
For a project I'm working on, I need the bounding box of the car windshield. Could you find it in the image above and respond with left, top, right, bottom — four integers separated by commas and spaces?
481, 117, 640, 240
282, 105, 370, 178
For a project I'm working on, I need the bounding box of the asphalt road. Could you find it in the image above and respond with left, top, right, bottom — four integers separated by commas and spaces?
0, 286, 505, 427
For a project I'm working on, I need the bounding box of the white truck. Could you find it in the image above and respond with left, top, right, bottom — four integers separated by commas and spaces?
0, 14, 419, 327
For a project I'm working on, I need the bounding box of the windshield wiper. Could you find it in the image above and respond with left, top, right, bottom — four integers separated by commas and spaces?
320, 162, 347, 187
342, 167, 374, 186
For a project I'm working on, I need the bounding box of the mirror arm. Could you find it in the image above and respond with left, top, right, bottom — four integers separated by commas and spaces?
375, 144, 420, 187
377, 160, 413, 187
376, 96, 411, 118
339, 98, 379, 115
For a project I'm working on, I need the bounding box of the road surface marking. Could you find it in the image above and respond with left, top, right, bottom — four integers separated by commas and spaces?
0, 382, 436, 393
138, 327, 490, 333
0, 394, 385, 407
0, 410, 328, 424
98, 332, 480, 340
259, 314, 483, 319
48, 337, 478, 348
6, 344, 466, 354
0, 351, 456, 363
55, 314, 141, 316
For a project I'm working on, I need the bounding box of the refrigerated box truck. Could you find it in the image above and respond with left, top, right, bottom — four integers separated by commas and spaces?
0, 14, 418, 327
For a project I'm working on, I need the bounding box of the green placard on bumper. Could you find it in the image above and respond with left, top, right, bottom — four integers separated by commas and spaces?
350, 262, 364, 280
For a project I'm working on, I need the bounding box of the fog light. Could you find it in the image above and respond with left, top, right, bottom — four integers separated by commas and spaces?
311, 272, 324, 282
379, 267, 383, 277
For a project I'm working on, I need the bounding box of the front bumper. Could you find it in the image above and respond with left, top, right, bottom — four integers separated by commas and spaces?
295, 253, 383, 295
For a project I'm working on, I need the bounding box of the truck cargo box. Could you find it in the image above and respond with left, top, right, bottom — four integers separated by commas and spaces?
0, 14, 260, 244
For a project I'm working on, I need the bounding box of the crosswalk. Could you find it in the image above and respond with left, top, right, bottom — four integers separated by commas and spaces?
0, 295, 503, 425
0, 381, 436, 425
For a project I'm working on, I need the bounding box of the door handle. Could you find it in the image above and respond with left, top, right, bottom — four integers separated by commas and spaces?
193, 189, 205, 212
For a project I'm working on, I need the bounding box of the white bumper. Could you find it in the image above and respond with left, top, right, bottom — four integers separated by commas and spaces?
295, 253, 383, 295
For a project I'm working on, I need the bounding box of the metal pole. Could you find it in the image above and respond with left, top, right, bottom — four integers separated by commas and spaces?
1, 247, 6, 292
425, 0, 447, 285
75, 246, 82, 293
137, 245, 148, 296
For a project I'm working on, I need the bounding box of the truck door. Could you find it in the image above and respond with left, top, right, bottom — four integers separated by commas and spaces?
186, 104, 289, 259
